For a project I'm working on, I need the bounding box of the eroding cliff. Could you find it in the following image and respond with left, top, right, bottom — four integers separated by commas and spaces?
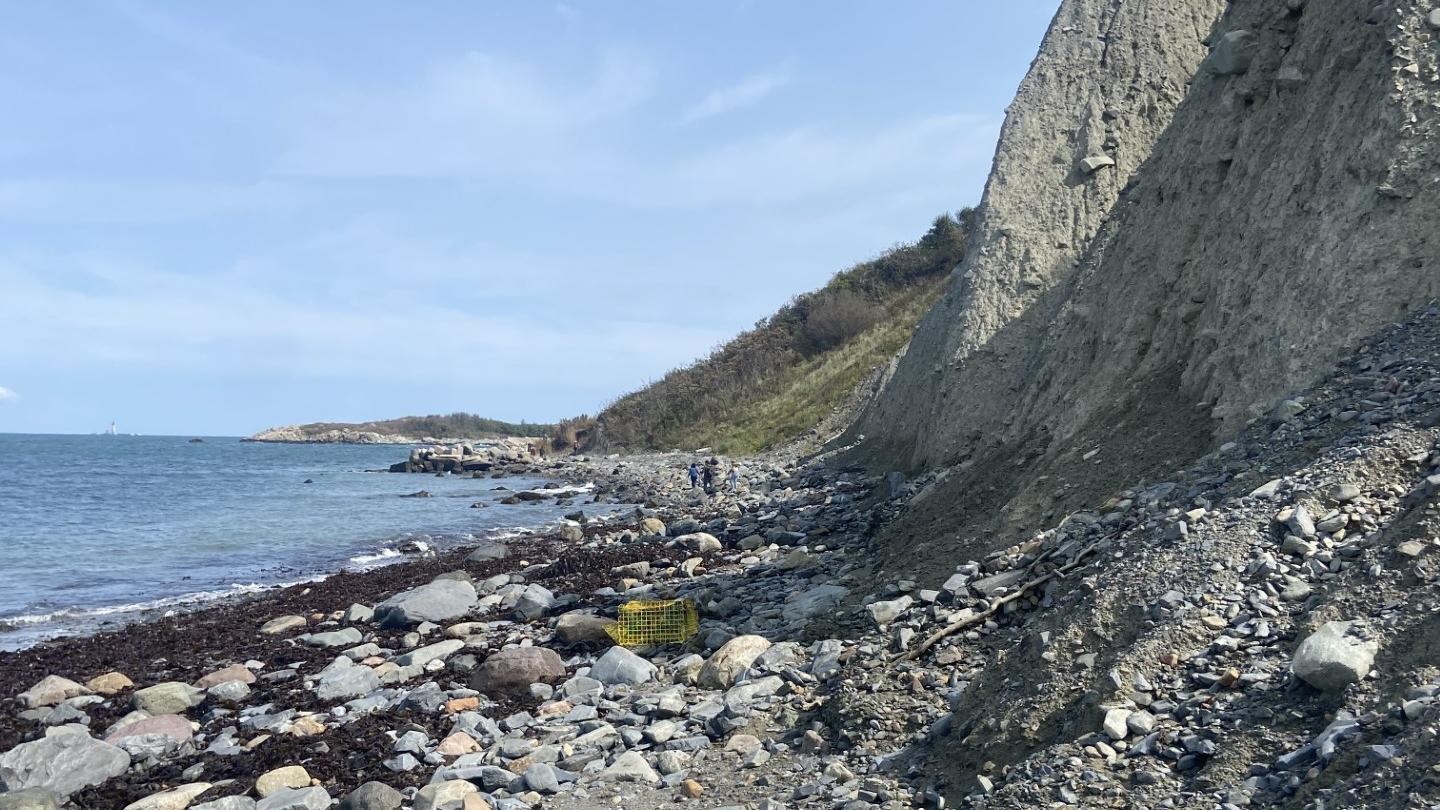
856, 0, 1440, 572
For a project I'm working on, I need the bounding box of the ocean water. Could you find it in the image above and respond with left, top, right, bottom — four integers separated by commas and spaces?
0, 433, 592, 649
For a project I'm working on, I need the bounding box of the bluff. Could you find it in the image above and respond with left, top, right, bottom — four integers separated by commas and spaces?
852, 0, 1440, 570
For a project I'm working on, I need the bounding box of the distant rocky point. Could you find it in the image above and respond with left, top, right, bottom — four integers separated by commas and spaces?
245, 426, 433, 444
244, 413, 554, 445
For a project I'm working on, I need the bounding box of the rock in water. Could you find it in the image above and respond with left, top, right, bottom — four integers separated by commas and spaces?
0, 734, 131, 798
1292, 621, 1378, 692
698, 635, 772, 689
374, 580, 478, 627
589, 646, 657, 686
469, 647, 566, 695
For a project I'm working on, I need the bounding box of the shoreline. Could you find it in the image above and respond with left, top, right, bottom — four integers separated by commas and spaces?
0, 450, 911, 810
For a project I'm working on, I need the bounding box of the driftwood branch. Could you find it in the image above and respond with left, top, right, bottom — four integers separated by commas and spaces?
896, 539, 1107, 662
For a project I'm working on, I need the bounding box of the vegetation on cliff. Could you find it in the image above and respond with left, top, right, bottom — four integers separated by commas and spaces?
585, 210, 971, 454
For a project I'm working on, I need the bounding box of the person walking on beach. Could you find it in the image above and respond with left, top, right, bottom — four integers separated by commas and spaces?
688, 462, 700, 489
701, 464, 715, 494
727, 465, 740, 492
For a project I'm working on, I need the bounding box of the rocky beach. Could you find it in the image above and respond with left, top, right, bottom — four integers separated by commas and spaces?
3, 303, 1440, 809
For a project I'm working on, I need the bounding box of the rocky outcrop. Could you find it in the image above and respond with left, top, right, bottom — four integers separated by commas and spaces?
852, 0, 1440, 571
387, 440, 541, 474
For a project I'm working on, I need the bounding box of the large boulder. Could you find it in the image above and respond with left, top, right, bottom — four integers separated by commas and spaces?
338, 782, 403, 810
255, 788, 329, 810
589, 646, 656, 686
313, 658, 380, 702
597, 751, 659, 784
1292, 621, 1379, 692
104, 714, 194, 759
255, 766, 311, 798
414, 780, 476, 810
470, 648, 566, 695
0, 734, 131, 798
512, 584, 556, 621
554, 611, 616, 644
374, 580, 478, 627
17, 676, 90, 709
132, 682, 205, 715
699, 635, 772, 689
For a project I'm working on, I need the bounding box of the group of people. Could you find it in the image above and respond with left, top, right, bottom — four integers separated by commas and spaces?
688, 460, 739, 494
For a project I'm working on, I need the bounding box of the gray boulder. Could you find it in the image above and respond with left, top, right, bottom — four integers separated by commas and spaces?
132, 682, 205, 715
589, 646, 657, 686
1293, 621, 1378, 692
375, 580, 478, 627
0, 734, 131, 798
554, 611, 616, 644
699, 635, 772, 689
395, 639, 465, 669
338, 782, 402, 810
314, 658, 381, 701
470, 647, 566, 695
256, 787, 330, 810
302, 628, 363, 649
782, 585, 848, 622
512, 584, 556, 621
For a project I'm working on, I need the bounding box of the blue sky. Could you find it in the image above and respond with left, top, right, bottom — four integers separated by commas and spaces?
0, 1, 1057, 436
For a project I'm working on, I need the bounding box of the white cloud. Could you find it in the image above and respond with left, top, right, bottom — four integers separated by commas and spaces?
0, 386, 16, 402
275, 48, 656, 179
681, 68, 791, 124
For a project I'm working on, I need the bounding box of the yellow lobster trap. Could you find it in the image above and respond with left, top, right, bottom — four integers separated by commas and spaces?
605, 599, 699, 647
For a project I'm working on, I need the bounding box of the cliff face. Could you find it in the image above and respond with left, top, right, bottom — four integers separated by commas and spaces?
856, 0, 1440, 567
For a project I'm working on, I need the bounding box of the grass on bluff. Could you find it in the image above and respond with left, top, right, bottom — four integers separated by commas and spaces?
578, 210, 970, 455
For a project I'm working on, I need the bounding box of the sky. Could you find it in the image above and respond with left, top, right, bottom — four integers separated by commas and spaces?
0, 1, 1058, 436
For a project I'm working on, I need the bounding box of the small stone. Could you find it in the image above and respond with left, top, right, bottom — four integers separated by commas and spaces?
17, 676, 91, 709
255, 766, 311, 798
681, 780, 704, 798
